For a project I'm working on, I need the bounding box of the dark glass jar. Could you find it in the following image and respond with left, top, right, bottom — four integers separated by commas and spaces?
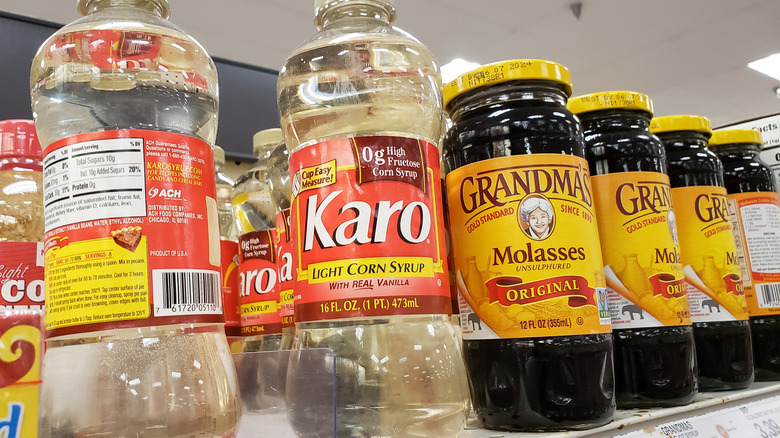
443, 60, 615, 432
569, 92, 698, 408
709, 129, 780, 381
651, 115, 754, 391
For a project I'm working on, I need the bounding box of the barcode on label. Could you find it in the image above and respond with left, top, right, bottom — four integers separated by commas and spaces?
152, 270, 223, 316
757, 283, 780, 308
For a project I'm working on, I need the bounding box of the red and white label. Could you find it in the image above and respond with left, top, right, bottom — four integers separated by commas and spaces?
238, 230, 281, 335
42, 130, 223, 337
289, 136, 451, 322
0, 242, 45, 311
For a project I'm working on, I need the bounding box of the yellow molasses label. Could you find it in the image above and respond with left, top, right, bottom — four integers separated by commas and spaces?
446, 154, 612, 340
671, 186, 747, 321
592, 172, 692, 328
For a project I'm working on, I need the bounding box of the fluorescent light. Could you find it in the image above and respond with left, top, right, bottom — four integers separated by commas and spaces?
441, 58, 481, 84
748, 53, 780, 81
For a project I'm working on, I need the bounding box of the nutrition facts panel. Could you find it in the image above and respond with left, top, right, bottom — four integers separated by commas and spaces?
43, 137, 146, 231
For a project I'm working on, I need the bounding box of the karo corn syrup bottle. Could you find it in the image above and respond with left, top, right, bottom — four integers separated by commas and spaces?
650, 116, 753, 390
569, 91, 698, 407
265, 141, 296, 349
443, 60, 615, 431
30, 0, 239, 435
213, 145, 242, 349
709, 129, 780, 381
231, 128, 284, 352
277, 0, 469, 436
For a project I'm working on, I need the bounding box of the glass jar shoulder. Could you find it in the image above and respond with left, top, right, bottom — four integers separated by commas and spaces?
278, 27, 441, 149
583, 128, 665, 175
444, 101, 584, 169
664, 144, 724, 188
720, 154, 776, 192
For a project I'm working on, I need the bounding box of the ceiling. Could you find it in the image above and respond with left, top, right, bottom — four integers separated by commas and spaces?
3, 0, 780, 127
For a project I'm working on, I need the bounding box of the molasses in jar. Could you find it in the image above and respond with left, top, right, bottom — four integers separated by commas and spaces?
709, 129, 780, 381
568, 92, 698, 408
650, 115, 753, 391
443, 60, 615, 431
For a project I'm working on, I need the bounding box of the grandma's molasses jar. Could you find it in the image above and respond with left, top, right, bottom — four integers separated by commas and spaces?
651, 116, 753, 391
443, 60, 614, 431
569, 92, 697, 408
709, 129, 780, 381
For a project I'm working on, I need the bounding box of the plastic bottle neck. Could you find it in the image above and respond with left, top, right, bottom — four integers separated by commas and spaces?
78, 0, 169, 18
254, 145, 276, 161
447, 81, 570, 123
316, 0, 395, 30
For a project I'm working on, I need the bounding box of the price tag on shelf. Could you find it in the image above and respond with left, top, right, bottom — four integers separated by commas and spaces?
742, 397, 780, 438
617, 396, 780, 438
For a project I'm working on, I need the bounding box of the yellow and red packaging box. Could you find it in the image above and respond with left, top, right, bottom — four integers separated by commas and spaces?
0, 309, 43, 437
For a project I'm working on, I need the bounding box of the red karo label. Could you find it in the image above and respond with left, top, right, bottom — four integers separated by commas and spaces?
289, 136, 451, 322
42, 130, 223, 338
238, 230, 281, 335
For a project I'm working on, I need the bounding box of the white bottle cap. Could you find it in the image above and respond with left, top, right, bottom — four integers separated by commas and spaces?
213, 145, 225, 164
252, 128, 283, 157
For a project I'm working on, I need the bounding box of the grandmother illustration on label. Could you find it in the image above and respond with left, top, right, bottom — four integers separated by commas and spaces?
518, 195, 555, 240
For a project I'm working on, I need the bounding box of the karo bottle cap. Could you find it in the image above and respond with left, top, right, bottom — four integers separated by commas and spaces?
568, 91, 654, 117
650, 115, 712, 136
252, 128, 283, 158
213, 145, 226, 164
443, 59, 572, 110
709, 129, 764, 149
0, 119, 42, 160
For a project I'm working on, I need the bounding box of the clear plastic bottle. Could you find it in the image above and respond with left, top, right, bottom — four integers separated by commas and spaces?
278, 1, 469, 436
30, 1, 239, 436
231, 128, 284, 351
214, 146, 242, 349
266, 142, 296, 349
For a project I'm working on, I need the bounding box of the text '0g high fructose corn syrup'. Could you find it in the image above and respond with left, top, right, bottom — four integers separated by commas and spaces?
30, 0, 239, 435
569, 91, 698, 408
277, 0, 469, 436
651, 116, 754, 391
709, 129, 780, 381
443, 60, 615, 432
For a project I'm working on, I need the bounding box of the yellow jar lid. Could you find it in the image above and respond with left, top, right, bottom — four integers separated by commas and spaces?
709, 129, 763, 147
650, 115, 712, 135
568, 91, 654, 116
442, 59, 572, 110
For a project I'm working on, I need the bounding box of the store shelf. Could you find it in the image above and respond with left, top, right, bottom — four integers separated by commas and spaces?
462, 381, 780, 438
